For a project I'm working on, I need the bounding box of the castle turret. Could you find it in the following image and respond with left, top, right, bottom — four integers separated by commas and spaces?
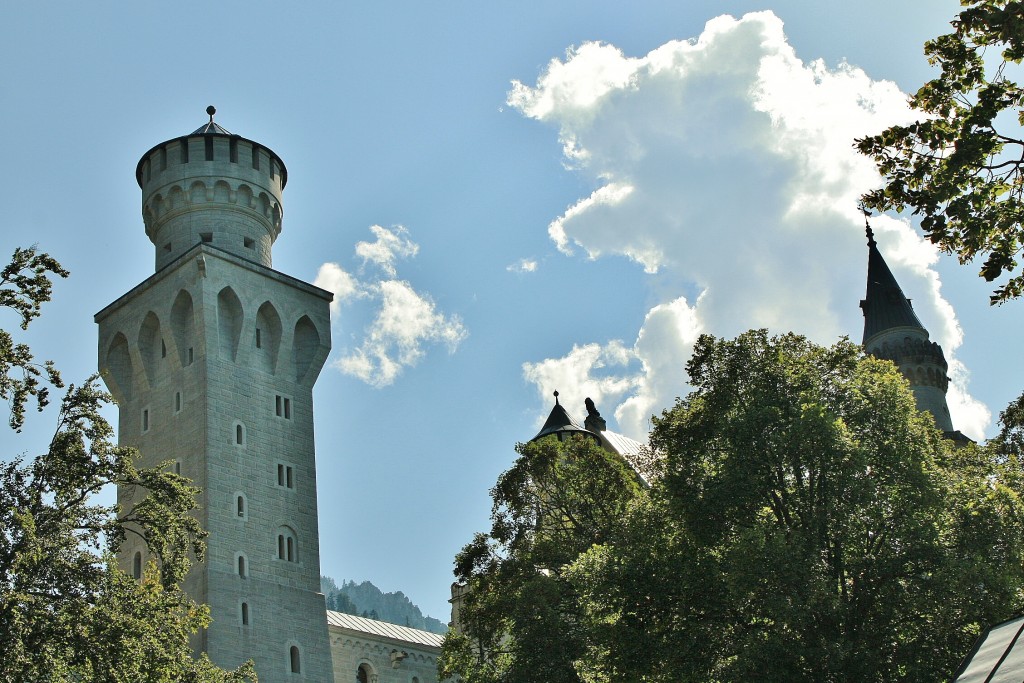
860, 225, 955, 433
97, 109, 334, 681
137, 106, 285, 270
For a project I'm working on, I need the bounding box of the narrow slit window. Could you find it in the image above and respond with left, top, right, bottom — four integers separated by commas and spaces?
287, 537, 294, 562
236, 424, 244, 445
229, 138, 238, 163
278, 464, 285, 487
256, 328, 262, 349
290, 646, 300, 674
286, 466, 293, 489
174, 461, 181, 475
142, 408, 149, 433
133, 551, 142, 580
275, 395, 282, 416
237, 495, 245, 518
237, 555, 246, 578
159, 147, 167, 171
241, 601, 249, 625
278, 535, 285, 560
180, 140, 189, 164
161, 339, 166, 358
175, 392, 182, 413
251, 146, 260, 170
188, 347, 194, 364
204, 136, 214, 161
284, 398, 291, 419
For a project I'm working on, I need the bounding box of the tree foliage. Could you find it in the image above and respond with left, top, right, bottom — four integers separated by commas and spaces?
438, 436, 643, 683
858, 0, 1024, 303
445, 330, 1024, 682
0, 247, 255, 682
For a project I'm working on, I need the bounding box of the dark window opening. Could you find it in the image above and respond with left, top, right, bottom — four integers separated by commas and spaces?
236, 424, 244, 445
229, 138, 238, 163
200, 232, 213, 243
290, 646, 300, 674
181, 141, 189, 164
256, 328, 262, 348
241, 602, 249, 625
204, 136, 214, 161
251, 146, 260, 170
244, 237, 255, 249
133, 551, 142, 580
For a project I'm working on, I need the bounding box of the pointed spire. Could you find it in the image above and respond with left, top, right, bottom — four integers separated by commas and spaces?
530, 391, 601, 444
859, 218, 925, 345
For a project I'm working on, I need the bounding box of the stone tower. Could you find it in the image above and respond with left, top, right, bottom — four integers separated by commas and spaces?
95, 108, 334, 680
859, 226, 956, 434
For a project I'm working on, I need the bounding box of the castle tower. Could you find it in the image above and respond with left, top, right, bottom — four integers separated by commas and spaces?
95, 108, 334, 680
859, 226, 955, 434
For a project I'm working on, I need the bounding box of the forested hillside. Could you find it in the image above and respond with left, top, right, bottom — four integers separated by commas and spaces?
321, 576, 447, 634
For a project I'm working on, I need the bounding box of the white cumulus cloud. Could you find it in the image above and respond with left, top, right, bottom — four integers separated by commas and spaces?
355, 224, 419, 276
510, 11, 990, 440
318, 226, 467, 387
313, 262, 359, 317
507, 258, 539, 274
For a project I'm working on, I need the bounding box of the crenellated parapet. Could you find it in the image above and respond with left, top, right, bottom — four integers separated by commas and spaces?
136, 108, 286, 271
867, 334, 949, 391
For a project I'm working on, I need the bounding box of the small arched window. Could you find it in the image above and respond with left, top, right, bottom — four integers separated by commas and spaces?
132, 551, 142, 580
241, 601, 250, 626
357, 663, 371, 683
277, 527, 297, 563
237, 554, 247, 578
289, 645, 301, 674
236, 494, 246, 519
235, 423, 244, 445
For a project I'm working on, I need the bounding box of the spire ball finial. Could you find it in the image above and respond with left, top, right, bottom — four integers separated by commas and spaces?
553, 390, 560, 405
206, 105, 216, 122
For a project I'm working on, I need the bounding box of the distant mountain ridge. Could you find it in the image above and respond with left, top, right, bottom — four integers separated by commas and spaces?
321, 576, 448, 635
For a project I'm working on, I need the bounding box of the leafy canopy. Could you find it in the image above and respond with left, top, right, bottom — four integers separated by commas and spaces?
444, 330, 1024, 682
438, 435, 643, 683
572, 331, 1024, 682
0, 247, 255, 682
858, 0, 1024, 303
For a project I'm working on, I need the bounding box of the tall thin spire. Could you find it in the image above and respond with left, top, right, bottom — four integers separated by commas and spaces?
858, 217, 958, 435
859, 222, 925, 345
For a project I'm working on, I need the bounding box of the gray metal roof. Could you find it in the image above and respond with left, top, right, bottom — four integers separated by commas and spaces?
191, 120, 232, 135
601, 429, 645, 459
859, 226, 925, 345
952, 615, 1024, 682
325, 610, 445, 649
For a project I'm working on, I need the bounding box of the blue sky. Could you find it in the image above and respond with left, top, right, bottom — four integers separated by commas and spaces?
3, 1, 1021, 622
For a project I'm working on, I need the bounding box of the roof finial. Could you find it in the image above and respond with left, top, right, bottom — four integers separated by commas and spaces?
553, 390, 560, 406
862, 208, 876, 248
206, 105, 216, 123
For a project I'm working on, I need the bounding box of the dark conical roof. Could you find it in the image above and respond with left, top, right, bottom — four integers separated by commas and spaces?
530, 392, 600, 444
860, 226, 925, 345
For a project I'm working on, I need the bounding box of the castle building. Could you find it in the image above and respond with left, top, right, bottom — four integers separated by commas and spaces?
859, 226, 968, 441
96, 108, 445, 683
96, 108, 335, 680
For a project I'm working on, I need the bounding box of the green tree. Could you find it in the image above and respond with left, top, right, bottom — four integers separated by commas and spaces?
858, 0, 1024, 303
438, 436, 643, 683
0, 247, 255, 682
568, 331, 1024, 682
